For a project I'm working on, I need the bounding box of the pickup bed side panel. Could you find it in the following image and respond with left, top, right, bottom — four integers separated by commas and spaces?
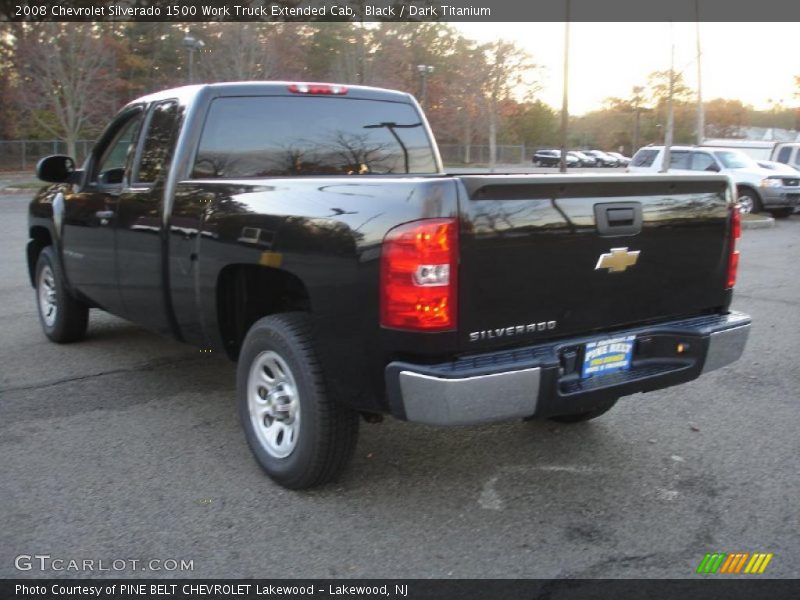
180, 177, 460, 413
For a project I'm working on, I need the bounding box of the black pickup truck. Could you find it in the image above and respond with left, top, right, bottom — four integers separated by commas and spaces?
29, 82, 750, 489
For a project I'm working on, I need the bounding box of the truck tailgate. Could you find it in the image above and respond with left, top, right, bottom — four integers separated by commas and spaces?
456, 174, 733, 352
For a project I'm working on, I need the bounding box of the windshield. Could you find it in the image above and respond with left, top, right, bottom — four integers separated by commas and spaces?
713, 150, 757, 169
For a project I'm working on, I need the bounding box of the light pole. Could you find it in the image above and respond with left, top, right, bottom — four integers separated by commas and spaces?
695, 6, 705, 145
559, 1, 571, 173
183, 34, 205, 84
416, 64, 434, 109
661, 24, 675, 174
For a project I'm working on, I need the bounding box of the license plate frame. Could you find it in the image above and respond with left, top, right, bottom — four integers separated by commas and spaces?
581, 335, 636, 379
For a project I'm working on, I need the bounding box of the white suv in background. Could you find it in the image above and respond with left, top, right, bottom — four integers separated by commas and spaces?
628, 145, 799, 217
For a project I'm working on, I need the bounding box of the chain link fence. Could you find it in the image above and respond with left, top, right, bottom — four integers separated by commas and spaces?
0, 140, 93, 172
438, 144, 530, 166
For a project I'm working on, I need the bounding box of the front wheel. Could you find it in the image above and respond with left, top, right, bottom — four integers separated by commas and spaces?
35, 246, 89, 343
237, 313, 359, 489
736, 188, 762, 214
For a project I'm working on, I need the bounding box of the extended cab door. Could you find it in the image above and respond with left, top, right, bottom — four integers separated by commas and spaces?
62, 107, 144, 314
115, 100, 183, 336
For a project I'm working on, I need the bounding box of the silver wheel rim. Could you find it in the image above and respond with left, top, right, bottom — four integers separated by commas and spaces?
38, 265, 57, 327
247, 351, 300, 459
738, 196, 754, 214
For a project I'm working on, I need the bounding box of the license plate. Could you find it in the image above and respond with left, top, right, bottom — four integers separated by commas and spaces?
581, 335, 635, 379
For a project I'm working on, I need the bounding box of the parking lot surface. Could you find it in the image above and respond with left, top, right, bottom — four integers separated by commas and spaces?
1, 190, 798, 578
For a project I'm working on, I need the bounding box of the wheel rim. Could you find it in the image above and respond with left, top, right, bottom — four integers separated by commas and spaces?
738, 195, 754, 214
38, 265, 57, 327
247, 351, 300, 459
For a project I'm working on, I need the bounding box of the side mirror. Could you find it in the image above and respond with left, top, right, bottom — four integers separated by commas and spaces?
36, 155, 79, 184
99, 167, 125, 186
705, 164, 720, 172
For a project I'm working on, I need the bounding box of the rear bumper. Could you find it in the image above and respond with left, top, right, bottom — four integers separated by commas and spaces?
385, 312, 750, 426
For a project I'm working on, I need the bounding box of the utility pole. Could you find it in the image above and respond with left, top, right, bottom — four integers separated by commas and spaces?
695, 1, 705, 145
632, 85, 644, 154
559, 0, 570, 173
661, 24, 675, 173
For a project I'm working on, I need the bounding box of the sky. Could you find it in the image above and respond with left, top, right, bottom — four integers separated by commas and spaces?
455, 22, 800, 115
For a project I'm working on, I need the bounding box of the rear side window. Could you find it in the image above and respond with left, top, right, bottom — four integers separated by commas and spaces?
193, 96, 437, 178
631, 149, 658, 167
135, 101, 182, 185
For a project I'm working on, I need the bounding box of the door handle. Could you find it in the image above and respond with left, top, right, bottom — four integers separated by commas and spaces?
594, 202, 642, 236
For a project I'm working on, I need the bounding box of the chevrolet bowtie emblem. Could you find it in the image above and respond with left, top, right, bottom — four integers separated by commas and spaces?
595, 247, 640, 273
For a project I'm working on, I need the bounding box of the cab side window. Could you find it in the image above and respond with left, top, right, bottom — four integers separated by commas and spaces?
134, 101, 182, 185
776, 147, 791, 164
92, 113, 143, 187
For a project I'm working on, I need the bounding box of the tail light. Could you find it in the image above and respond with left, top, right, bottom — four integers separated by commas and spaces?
726, 205, 741, 289
287, 83, 348, 95
380, 218, 458, 331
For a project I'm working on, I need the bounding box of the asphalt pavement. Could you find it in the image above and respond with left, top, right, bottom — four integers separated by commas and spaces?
1, 190, 798, 579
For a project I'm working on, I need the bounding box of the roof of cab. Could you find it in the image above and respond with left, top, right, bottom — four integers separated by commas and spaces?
125, 81, 415, 109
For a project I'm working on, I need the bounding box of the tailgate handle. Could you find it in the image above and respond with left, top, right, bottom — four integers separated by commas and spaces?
595, 202, 642, 236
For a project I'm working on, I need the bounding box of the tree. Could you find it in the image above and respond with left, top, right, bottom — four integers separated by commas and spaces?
478, 41, 537, 170
704, 98, 748, 138
198, 24, 277, 82
14, 23, 117, 157
0, 24, 15, 138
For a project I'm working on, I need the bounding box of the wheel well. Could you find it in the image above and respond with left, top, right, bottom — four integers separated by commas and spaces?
27, 226, 53, 286
216, 264, 311, 360
736, 185, 762, 209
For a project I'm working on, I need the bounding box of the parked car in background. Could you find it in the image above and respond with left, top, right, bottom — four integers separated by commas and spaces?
771, 143, 800, 170
532, 149, 579, 167
585, 150, 619, 167
568, 151, 598, 167
628, 145, 799, 217
608, 152, 631, 167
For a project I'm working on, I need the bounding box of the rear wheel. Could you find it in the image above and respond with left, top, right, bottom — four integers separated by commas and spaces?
35, 246, 89, 343
237, 313, 359, 489
549, 398, 618, 423
736, 187, 762, 214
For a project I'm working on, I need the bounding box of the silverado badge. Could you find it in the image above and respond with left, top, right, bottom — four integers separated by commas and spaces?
595, 247, 640, 273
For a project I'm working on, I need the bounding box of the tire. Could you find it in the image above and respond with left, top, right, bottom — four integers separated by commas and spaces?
34, 246, 89, 343
736, 187, 762, 214
769, 208, 793, 219
237, 313, 359, 489
549, 397, 618, 423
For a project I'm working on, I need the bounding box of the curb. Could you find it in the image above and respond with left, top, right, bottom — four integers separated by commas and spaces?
741, 215, 775, 230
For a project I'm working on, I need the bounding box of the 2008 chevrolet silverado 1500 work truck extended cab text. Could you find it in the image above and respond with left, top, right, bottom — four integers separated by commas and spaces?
29, 82, 751, 489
